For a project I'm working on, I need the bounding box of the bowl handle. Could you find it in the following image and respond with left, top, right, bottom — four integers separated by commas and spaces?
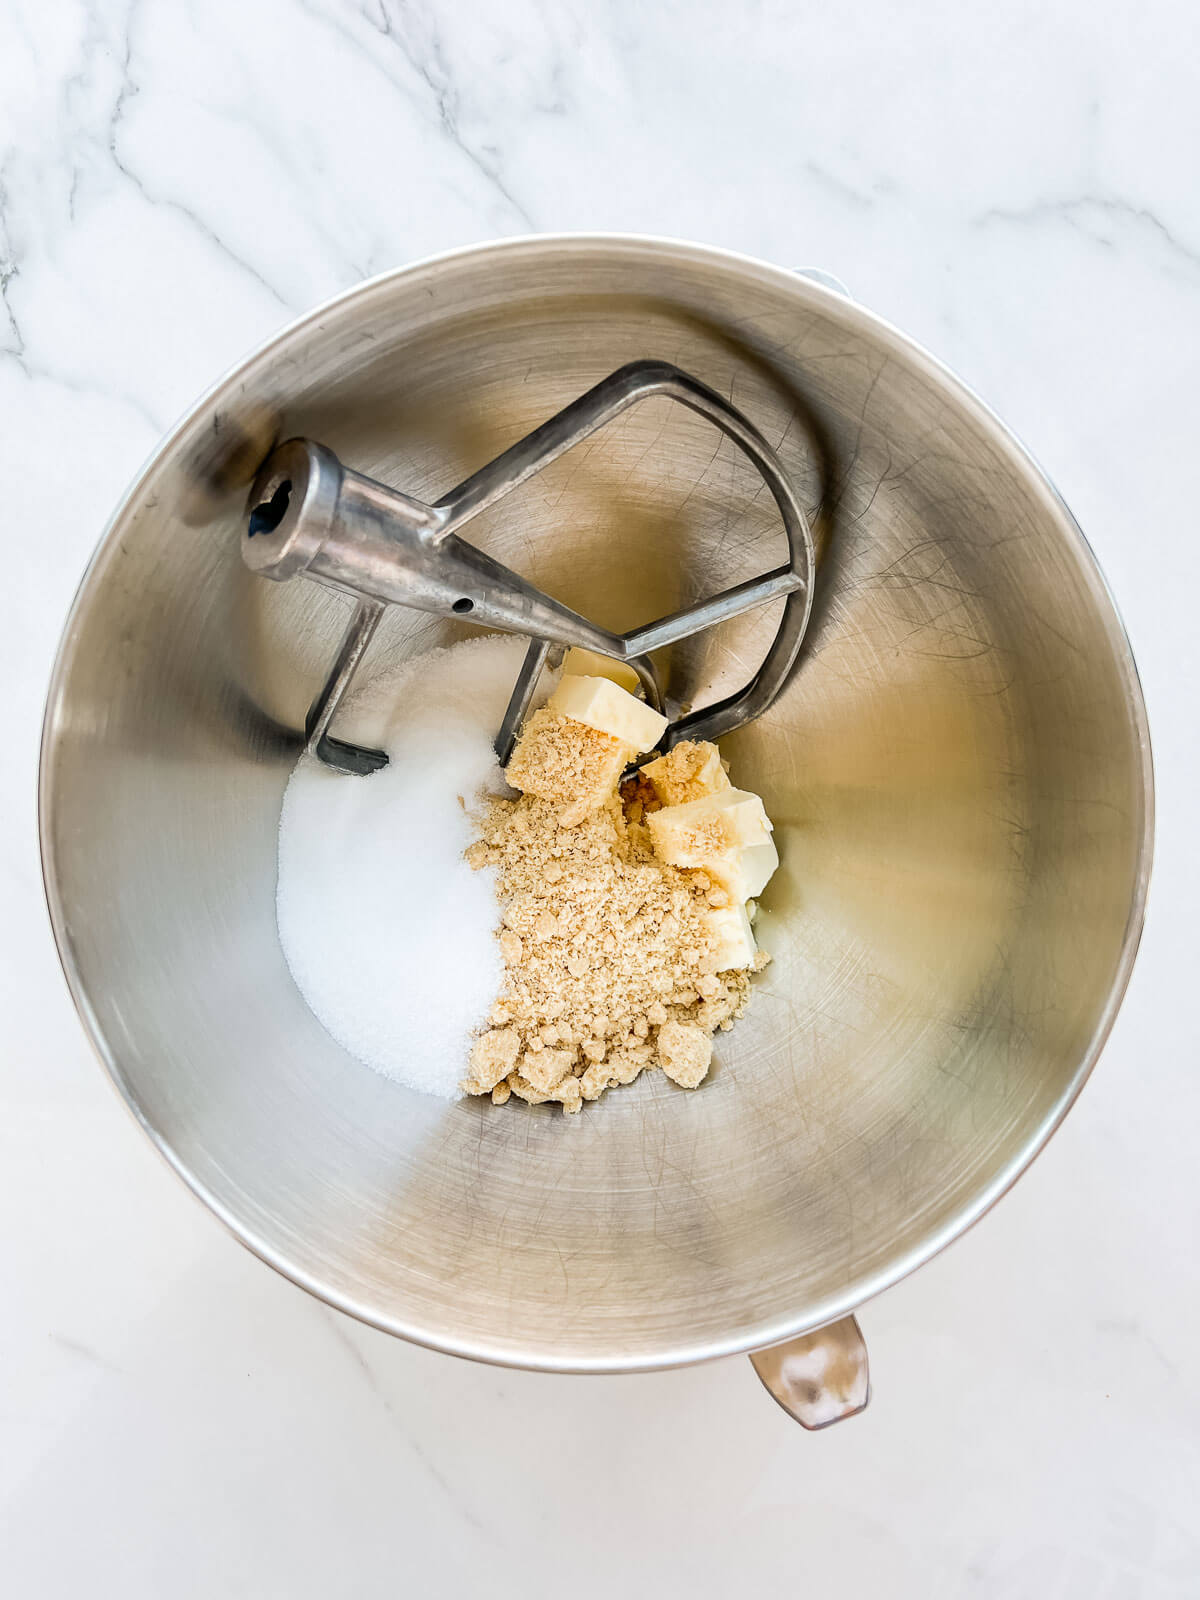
749, 1315, 870, 1428
791, 266, 853, 299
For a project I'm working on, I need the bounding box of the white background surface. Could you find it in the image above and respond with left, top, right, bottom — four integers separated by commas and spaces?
3, 2, 1198, 1595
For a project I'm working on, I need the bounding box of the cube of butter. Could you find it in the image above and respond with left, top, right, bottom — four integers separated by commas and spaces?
640, 740, 731, 807
561, 647, 642, 695
712, 836, 779, 901
647, 785, 779, 901
744, 837, 779, 897
705, 901, 757, 971
547, 674, 667, 755
646, 787, 772, 861
648, 787, 773, 856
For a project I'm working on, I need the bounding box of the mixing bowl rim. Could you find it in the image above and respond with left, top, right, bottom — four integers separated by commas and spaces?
38, 232, 1155, 1373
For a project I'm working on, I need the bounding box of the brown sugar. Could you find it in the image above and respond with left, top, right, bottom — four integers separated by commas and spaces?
656, 1020, 714, 1088
503, 707, 629, 826
461, 702, 773, 1112
462, 1025, 520, 1093
462, 745, 766, 1111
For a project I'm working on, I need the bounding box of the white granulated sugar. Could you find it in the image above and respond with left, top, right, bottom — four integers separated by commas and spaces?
277, 633, 536, 1098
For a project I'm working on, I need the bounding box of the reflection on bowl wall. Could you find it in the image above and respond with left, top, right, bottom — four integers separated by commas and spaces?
40, 237, 1151, 1374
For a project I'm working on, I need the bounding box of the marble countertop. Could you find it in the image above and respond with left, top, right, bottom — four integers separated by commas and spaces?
3, 1, 1198, 1594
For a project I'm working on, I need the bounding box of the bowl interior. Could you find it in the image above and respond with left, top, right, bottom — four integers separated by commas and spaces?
41, 239, 1149, 1368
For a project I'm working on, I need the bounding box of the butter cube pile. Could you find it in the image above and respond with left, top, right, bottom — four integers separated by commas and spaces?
642, 752, 777, 970
505, 663, 778, 971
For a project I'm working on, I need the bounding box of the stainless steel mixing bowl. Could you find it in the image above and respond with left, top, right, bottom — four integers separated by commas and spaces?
40, 236, 1151, 1412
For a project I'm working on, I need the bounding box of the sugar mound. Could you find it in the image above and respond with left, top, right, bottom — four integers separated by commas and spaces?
276, 633, 535, 1098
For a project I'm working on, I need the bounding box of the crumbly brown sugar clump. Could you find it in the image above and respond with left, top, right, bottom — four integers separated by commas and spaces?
640, 740, 731, 807
502, 707, 628, 827
463, 789, 759, 1110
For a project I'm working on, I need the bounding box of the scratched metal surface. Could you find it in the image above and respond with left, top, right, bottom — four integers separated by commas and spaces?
40, 238, 1151, 1370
